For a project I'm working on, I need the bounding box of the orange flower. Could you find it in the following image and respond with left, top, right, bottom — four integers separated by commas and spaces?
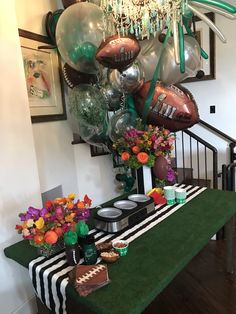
67, 202, 74, 209
65, 213, 76, 222
54, 227, 63, 237
34, 234, 44, 244
44, 230, 58, 244
121, 151, 130, 161
137, 152, 149, 164
84, 194, 92, 206
132, 146, 140, 154
54, 197, 67, 205
77, 201, 85, 209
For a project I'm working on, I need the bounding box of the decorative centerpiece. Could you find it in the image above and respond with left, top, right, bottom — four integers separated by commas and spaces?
112, 124, 176, 186
15, 194, 92, 257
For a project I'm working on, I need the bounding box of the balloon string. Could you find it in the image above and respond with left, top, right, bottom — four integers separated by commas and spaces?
183, 16, 208, 59
142, 27, 172, 125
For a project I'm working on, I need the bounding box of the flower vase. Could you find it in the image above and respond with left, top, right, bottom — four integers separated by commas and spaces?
136, 166, 153, 194
37, 238, 64, 258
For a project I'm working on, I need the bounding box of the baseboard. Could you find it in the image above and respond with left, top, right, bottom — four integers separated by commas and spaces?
11, 295, 37, 314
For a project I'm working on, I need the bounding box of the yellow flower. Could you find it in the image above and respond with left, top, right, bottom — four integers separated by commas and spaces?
35, 217, 45, 230
68, 193, 75, 200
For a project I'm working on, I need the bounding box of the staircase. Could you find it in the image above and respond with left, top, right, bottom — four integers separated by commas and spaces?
136, 119, 236, 194
173, 119, 236, 189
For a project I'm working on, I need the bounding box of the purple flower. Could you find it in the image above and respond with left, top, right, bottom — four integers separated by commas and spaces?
40, 207, 48, 218
28, 207, 41, 219
76, 208, 90, 221
167, 166, 175, 182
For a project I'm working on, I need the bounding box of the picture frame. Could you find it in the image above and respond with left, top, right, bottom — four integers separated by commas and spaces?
90, 145, 110, 157
19, 29, 67, 123
183, 12, 215, 83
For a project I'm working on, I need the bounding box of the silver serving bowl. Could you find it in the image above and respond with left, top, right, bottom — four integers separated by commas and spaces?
128, 194, 150, 202
113, 200, 137, 210
97, 207, 122, 219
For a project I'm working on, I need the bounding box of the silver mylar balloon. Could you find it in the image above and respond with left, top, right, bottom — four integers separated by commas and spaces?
159, 35, 201, 85
101, 83, 123, 111
108, 109, 135, 142
108, 62, 144, 94
137, 35, 162, 81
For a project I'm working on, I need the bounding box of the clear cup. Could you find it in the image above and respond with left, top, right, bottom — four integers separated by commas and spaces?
164, 186, 176, 205
175, 188, 187, 204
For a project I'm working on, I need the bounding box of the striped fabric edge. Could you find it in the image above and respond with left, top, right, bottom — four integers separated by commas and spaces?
29, 184, 206, 314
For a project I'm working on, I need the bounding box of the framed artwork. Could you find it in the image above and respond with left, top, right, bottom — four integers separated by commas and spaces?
19, 29, 67, 123
90, 145, 110, 157
183, 12, 215, 83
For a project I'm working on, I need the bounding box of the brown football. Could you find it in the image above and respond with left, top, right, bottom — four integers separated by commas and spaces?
63, 63, 98, 88
133, 81, 200, 132
96, 35, 141, 70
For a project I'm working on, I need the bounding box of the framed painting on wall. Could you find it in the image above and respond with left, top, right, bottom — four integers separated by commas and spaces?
183, 12, 215, 83
19, 29, 67, 123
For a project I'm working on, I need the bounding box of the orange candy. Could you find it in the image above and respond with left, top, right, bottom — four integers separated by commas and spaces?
44, 230, 58, 244
137, 152, 149, 164
121, 151, 130, 161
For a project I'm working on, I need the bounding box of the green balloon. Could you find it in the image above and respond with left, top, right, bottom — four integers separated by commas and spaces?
190, 0, 236, 13
69, 84, 109, 148
69, 42, 97, 63
178, 23, 185, 74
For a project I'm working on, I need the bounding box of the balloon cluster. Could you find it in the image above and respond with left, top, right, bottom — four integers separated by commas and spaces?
50, 0, 236, 148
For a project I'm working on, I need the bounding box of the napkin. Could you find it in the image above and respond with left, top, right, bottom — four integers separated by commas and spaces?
69, 264, 110, 296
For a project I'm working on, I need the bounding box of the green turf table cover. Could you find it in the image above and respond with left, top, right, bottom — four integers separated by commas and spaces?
4, 188, 236, 314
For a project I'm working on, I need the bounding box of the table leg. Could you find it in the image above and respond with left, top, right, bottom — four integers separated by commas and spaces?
225, 215, 235, 273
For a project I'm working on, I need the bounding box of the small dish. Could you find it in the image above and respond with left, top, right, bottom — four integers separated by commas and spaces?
100, 250, 120, 263
97, 207, 122, 218
113, 200, 137, 210
128, 194, 150, 202
112, 240, 129, 256
96, 241, 113, 253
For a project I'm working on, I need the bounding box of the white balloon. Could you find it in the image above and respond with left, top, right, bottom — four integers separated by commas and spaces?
190, 1, 236, 19
137, 36, 162, 81
188, 4, 227, 43
159, 35, 201, 85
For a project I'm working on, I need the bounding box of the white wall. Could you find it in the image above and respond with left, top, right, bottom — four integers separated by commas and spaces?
0, 1, 118, 313
183, 2, 236, 147
0, 1, 42, 313
1, 0, 236, 313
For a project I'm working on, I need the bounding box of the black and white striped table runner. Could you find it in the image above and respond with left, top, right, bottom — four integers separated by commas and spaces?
29, 185, 206, 314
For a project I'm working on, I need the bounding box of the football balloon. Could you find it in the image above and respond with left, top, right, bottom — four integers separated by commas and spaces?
96, 35, 141, 70
133, 81, 199, 132
63, 63, 98, 88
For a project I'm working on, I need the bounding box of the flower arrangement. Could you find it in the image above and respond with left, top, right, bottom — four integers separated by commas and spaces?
15, 194, 92, 250
112, 124, 176, 184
